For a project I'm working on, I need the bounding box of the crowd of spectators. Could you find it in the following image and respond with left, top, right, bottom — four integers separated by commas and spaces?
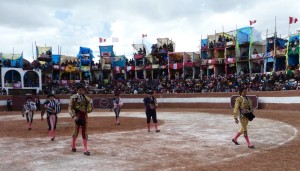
35, 71, 300, 95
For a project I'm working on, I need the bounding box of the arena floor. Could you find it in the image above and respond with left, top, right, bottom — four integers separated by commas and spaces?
0, 108, 299, 171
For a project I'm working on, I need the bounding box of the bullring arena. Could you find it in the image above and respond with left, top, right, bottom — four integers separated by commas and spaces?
0, 91, 300, 171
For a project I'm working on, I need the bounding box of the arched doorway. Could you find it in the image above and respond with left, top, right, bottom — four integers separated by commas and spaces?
4, 70, 21, 87
24, 71, 39, 87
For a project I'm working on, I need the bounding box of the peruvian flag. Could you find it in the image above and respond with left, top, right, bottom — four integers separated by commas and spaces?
99, 37, 106, 43
142, 34, 147, 38
171, 63, 182, 69
289, 17, 298, 24
250, 20, 256, 26
173, 63, 178, 69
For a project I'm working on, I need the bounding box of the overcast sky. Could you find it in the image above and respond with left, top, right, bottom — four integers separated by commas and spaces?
1, 0, 299, 62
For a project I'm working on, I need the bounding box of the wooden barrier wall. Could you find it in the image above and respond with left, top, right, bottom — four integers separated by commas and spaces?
1, 90, 300, 111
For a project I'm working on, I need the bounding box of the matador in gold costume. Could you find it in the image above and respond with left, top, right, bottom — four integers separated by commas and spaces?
68, 84, 92, 155
232, 87, 255, 149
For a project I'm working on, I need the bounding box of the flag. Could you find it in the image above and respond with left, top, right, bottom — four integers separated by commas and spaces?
289, 17, 298, 24
99, 37, 106, 43
250, 20, 256, 26
112, 37, 119, 42
173, 63, 177, 69
142, 34, 147, 38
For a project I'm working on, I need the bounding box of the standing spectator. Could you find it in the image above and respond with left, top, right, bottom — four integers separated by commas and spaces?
7, 98, 13, 111
68, 84, 92, 155
2, 88, 7, 95
143, 90, 160, 132
232, 88, 255, 149
112, 92, 123, 125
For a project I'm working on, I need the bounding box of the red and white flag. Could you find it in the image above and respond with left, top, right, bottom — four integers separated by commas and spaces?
250, 20, 256, 26
112, 37, 119, 42
289, 17, 298, 24
142, 34, 147, 38
99, 37, 106, 43
173, 63, 177, 69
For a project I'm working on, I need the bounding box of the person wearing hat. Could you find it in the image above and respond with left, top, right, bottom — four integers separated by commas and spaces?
22, 97, 37, 130
232, 87, 255, 149
68, 84, 92, 155
42, 94, 61, 141
112, 92, 123, 125
6, 98, 13, 111
143, 90, 160, 132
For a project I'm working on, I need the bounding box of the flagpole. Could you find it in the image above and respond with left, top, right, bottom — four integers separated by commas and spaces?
286, 31, 290, 72
264, 29, 268, 73
273, 24, 277, 72
275, 16, 277, 36
248, 26, 253, 75
288, 17, 291, 36
12, 47, 14, 62
35, 41, 37, 60
222, 25, 224, 35
32, 42, 34, 60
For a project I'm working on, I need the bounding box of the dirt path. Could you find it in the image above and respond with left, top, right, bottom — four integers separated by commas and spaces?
0, 108, 299, 171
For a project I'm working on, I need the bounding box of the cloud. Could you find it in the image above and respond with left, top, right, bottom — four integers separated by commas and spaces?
0, 0, 300, 62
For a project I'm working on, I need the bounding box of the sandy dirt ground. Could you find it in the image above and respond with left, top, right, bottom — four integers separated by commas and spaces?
0, 108, 299, 171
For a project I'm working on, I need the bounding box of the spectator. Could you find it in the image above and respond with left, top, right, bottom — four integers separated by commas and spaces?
7, 98, 13, 111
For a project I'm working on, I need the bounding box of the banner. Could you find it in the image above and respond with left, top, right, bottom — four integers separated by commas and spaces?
111, 56, 126, 67
53, 65, 60, 70
36, 46, 52, 58
134, 54, 144, 60
102, 64, 111, 70
81, 66, 90, 72
99, 45, 114, 57
135, 66, 143, 70
13, 82, 22, 88
101, 52, 111, 57
114, 66, 122, 73
52, 55, 60, 65
170, 63, 183, 70
183, 62, 193, 67
102, 57, 111, 64
93, 98, 113, 109
251, 53, 263, 59
152, 64, 159, 69
77, 47, 94, 67
1, 53, 23, 68
65, 65, 76, 72
126, 66, 135, 71
145, 65, 152, 70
